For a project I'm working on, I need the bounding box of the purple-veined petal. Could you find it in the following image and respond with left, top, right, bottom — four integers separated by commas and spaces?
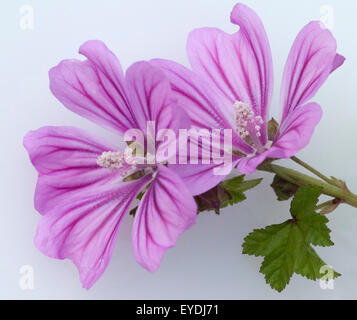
35, 175, 151, 289
125, 61, 189, 153
169, 159, 240, 196
132, 165, 196, 272
23, 126, 127, 214
280, 22, 339, 121
151, 58, 231, 129
237, 151, 272, 175
125, 61, 171, 131
150, 58, 254, 155
274, 102, 322, 157
187, 3, 274, 145
331, 53, 345, 73
167, 127, 241, 195
238, 102, 322, 174
230, 3, 274, 123
49, 40, 136, 135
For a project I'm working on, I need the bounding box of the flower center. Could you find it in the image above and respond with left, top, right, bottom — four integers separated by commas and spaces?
97, 151, 127, 170
234, 101, 265, 153
97, 150, 157, 181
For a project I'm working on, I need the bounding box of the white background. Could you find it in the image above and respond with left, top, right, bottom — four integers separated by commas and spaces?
1, 0, 357, 299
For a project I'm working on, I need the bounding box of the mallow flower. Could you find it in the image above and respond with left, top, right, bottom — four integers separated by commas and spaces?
151, 3, 345, 190
23, 40, 198, 289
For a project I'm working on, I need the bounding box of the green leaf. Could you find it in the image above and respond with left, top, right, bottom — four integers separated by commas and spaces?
195, 175, 262, 214
220, 175, 262, 208
220, 175, 263, 208
271, 175, 299, 201
290, 187, 333, 247
242, 186, 339, 292
221, 175, 263, 193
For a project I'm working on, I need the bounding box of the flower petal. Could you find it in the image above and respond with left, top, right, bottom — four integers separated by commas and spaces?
275, 102, 323, 157
126, 62, 190, 154
238, 102, 322, 174
187, 2, 274, 144
230, 3, 274, 120
49, 40, 136, 134
132, 165, 196, 272
168, 160, 239, 196
150, 58, 254, 154
237, 151, 272, 175
280, 22, 339, 121
331, 53, 345, 74
35, 175, 151, 289
125, 61, 189, 135
23, 126, 125, 214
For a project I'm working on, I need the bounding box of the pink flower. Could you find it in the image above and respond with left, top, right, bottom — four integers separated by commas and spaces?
23, 40, 197, 289
151, 3, 344, 176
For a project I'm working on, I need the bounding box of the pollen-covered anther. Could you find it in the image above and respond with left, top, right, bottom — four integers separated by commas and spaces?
97, 151, 125, 170
234, 101, 264, 139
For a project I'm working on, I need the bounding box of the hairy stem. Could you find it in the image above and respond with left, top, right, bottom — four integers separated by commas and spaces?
291, 156, 336, 185
315, 200, 334, 211
258, 162, 357, 208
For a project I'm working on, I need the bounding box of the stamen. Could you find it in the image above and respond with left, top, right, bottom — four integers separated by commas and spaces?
97, 151, 143, 172
97, 151, 125, 170
234, 101, 264, 140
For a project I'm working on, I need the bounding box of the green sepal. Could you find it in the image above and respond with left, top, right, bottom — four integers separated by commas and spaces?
271, 175, 299, 201
195, 175, 262, 214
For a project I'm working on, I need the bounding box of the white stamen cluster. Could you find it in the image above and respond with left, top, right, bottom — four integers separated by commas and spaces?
97, 150, 142, 176
97, 151, 125, 170
234, 101, 264, 139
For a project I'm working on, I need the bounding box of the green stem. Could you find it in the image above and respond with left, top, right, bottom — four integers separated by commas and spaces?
291, 156, 335, 185
258, 162, 357, 208
315, 200, 334, 211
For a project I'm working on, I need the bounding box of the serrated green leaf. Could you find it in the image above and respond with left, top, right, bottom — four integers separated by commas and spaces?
242, 221, 291, 257
271, 175, 299, 201
291, 186, 333, 247
260, 224, 299, 292
220, 175, 262, 209
242, 186, 339, 292
220, 191, 246, 209
294, 243, 340, 280
195, 175, 262, 214
221, 175, 262, 193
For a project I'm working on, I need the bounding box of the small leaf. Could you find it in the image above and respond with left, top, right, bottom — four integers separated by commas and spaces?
195, 175, 262, 214
220, 175, 262, 209
271, 175, 299, 201
195, 185, 231, 214
242, 186, 339, 292
221, 175, 262, 193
